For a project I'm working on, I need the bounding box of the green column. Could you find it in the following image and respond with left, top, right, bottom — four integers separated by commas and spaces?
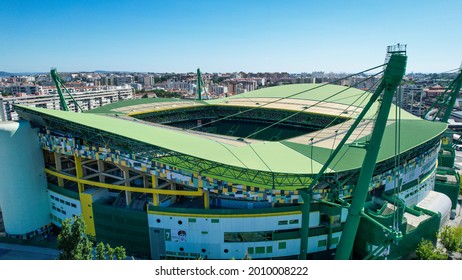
335, 53, 407, 260
197, 68, 202, 101
442, 70, 462, 122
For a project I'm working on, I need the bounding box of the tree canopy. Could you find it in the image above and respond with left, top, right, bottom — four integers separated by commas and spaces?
57, 216, 92, 260
57, 216, 127, 260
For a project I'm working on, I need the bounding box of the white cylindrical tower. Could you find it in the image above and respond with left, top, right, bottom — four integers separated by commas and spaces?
0, 120, 50, 236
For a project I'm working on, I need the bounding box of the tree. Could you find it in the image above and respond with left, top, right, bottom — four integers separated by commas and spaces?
58, 216, 128, 260
57, 215, 92, 260
77, 237, 93, 260
114, 246, 127, 260
95, 241, 126, 260
106, 244, 115, 260
440, 226, 462, 252
415, 239, 447, 260
96, 242, 106, 260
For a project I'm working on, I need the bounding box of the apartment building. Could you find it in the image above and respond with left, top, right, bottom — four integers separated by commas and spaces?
1, 86, 134, 121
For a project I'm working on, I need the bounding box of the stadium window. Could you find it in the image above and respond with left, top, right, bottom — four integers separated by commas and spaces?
56, 208, 61, 213
62, 210, 66, 215
278, 242, 286, 250
318, 239, 327, 247
50, 195, 55, 200
289, 219, 299, 224
247, 247, 254, 254
331, 237, 339, 244
320, 214, 329, 226
224, 231, 272, 242
59, 199, 64, 204
188, 218, 196, 223
71, 203, 76, 208
201, 231, 208, 235
211, 219, 220, 224
278, 220, 288, 225
255, 247, 265, 254
52, 206, 56, 210
65, 201, 70, 206
266, 246, 273, 254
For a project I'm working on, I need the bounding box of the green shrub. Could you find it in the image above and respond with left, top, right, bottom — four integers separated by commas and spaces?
415, 239, 447, 260
440, 226, 462, 252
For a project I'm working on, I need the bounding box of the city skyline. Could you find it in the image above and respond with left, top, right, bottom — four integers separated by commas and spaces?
1, 0, 461, 74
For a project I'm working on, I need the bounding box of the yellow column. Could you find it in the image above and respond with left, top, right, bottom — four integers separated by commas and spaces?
74, 155, 84, 193
152, 174, 159, 206
203, 189, 210, 209
75, 155, 95, 237
54, 153, 64, 187
80, 192, 96, 237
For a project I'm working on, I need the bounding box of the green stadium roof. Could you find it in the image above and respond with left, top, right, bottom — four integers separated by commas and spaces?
15, 84, 447, 177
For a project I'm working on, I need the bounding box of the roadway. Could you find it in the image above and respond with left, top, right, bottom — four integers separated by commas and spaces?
0, 242, 58, 260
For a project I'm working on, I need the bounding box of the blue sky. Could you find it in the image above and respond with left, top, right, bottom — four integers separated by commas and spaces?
1, 0, 461, 73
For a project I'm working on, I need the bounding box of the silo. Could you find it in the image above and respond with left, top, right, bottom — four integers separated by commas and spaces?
0, 120, 50, 236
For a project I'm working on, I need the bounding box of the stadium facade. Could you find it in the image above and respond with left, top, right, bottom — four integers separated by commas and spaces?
0, 82, 457, 259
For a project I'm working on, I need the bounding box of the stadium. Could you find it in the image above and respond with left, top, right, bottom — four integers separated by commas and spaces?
0, 51, 458, 260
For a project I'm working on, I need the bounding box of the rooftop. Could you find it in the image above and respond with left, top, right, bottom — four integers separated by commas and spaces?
15, 84, 446, 182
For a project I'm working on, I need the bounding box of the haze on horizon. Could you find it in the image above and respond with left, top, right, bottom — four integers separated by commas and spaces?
1, 0, 461, 74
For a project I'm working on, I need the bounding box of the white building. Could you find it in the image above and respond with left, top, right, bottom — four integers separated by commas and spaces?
1, 86, 134, 121
8, 84, 42, 95
143, 75, 155, 87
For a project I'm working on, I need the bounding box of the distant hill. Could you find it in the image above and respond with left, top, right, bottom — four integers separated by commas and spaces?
0, 71, 47, 77
0, 71, 14, 77
94, 70, 133, 74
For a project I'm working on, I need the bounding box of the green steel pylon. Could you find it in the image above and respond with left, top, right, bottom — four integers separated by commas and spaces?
196, 68, 202, 101
298, 46, 407, 260
50, 68, 83, 112
334, 47, 407, 260
424, 67, 462, 123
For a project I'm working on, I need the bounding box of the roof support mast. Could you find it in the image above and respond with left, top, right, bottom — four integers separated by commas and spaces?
196, 68, 202, 101
440, 67, 462, 123
50, 68, 83, 112
424, 66, 462, 122
196, 68, 209, 100
334, 45, 407, 259
298, 45, 407, 260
